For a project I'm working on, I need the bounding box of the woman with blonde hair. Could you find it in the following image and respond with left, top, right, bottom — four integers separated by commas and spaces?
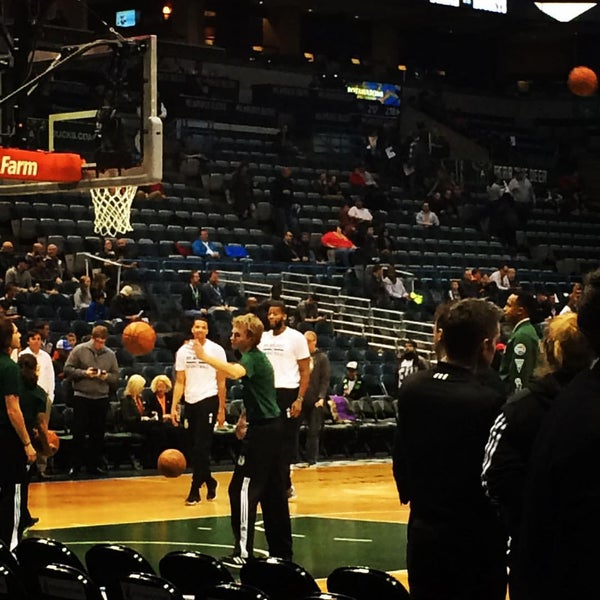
482, 312, 594, 600
121, 374, 166, 467
146, 374, 173, 421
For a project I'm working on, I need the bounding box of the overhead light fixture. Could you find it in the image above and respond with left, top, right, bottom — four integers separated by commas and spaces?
534, 2, 597, 22
162, 3, 173, 20
351, 57, 361, 65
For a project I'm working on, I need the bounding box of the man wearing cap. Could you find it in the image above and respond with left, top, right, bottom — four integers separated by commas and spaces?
109, 285, 142, 323
338, 361, 364, 400
64, 325, 119, 477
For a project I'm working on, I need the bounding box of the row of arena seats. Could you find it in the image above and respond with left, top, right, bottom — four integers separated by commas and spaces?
2, 537, 409, 599
49, 393, 399, 472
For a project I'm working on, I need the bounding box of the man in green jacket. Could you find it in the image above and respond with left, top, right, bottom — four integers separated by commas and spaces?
500, 291, 540, 394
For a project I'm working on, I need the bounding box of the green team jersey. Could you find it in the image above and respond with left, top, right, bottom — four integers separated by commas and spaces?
499, 318, 540, 394
19, 380, 47, 430
0, 353, 20, 428
240, 348, 280, 422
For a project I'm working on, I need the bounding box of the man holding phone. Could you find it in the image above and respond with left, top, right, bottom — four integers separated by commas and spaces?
64, 325, 119, 477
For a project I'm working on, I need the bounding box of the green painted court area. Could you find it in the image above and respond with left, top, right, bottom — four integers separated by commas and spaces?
36, 516, 407, 579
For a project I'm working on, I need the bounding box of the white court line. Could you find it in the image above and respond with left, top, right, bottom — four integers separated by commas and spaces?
196, 527, 212, 531
333, 537, 372, 543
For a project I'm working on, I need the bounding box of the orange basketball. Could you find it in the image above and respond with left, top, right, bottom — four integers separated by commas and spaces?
33, 430, 60, 457
157, 449, 186, 478
568, 66, 598, 97
122, 321, 156, 356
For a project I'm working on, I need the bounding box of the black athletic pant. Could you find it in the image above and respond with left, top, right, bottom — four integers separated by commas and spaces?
407, 513, 507, 600
184, 396, 219, 490
71, 396, 109, 471
275, 387, 300, 489
0, 429, 26, 550
302, 401, 324, 464
228, 416, 292, 560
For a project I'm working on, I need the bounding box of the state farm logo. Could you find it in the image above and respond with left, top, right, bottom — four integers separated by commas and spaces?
0, 155, 39, 177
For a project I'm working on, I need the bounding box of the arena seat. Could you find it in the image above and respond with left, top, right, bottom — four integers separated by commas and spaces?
37, 563, 103, 600
240, 557, 320, 600
327, 567, 409, 599
0, 562, 26, 600
119, 572, 183, 600
197, 582, 269, 599
159, 551, 233, 597
85, 543, 155, 598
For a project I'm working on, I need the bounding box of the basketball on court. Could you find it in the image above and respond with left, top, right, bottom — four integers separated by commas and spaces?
122, 321, 157, 356
157, 449, 187, 478
568, 66, 598, 97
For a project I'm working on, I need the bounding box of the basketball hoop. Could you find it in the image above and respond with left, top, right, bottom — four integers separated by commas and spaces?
90, 185, 137, 238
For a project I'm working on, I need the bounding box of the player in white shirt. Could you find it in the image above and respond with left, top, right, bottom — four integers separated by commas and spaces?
258, 301, 310, 497
171, 318, 227, 506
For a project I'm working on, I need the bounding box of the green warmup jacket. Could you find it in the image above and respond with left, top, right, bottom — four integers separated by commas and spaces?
499, 318, 540, 395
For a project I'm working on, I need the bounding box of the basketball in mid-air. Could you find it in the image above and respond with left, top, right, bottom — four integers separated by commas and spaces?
157, 449, 187, 478
122, 321, 156, 356
568, 66, 598, 97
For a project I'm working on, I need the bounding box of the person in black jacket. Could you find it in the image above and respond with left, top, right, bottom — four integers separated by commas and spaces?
482, 312, 593, 600
514, 269, 600, 600
181, 270, 206, 319
393, 298, 506, 600
299, 331, 331, 466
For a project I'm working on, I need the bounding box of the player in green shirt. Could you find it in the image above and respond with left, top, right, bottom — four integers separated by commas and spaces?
194, 313, 292, 567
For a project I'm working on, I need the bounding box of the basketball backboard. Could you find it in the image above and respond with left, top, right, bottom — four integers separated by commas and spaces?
0, 34, 162, 195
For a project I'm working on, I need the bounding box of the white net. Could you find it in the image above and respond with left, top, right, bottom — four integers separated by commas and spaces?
90, 185, 137, 238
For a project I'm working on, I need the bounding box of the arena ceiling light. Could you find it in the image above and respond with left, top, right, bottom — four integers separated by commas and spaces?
534, 2, 597, 21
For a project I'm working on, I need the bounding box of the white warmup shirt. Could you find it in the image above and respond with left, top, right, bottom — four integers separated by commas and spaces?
259, 327, 310, 389
175, 339, 227, 403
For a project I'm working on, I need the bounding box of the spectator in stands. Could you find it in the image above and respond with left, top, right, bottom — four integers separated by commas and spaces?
415, 201, 440, 228
202, 270, 231, 313
181, 270, 206, 319
0, 284, 21, 321
383, 265, 410, 308
509, 169, 535, 211
192, 228, 220, 259
459, 267, 483, 298
44, 243, 70, 283
5, 256, 36, 293
397, 339, 430, 389
482, 312, 593, 600
321, 225, 357, 268
294, 295, 325, 328
64, 324, 119, 477
559, 282, 582, 315
349, 164, 367, 189
109, 285, 142, 323
271, 166, 295, 236
0, 241, 15, 279
534, 288, 555, 322
52, 338, 72, 382
393, 298, 506, 600
348, 197, 373, 227
121, 374, 167, 467
300, 331, 330, 467
489, 265, 510, 291
66, 332, 78, 349
513, 269, 600, 599
447, 279, 461, 302
337, 361, 364, 400
499, 291, 541, 394
146, 374, 174, 423
480, 272, 500, 305
73, 275, 92, 313
294, 231, 314, 263
507, 267, 519, 289
325, 174, 342, 196
86, 291, 108, 323
487, 173, 508, 202
338, 201, 355, 238
273, 231, 301, 262
115, 238, 138, 263
36, 322, 53, 355
365, 264, 389, 307
377, 226, 395, 261
228, 162, 253, 219
26, 243, 45, 268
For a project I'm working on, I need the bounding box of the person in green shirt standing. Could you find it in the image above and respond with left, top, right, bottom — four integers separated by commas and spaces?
194, 313, 292, 568
500, 291, 541, 394
0, 318, 37, 549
